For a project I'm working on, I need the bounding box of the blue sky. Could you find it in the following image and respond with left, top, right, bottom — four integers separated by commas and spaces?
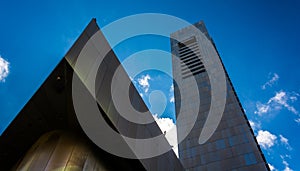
0, 0, 299, 170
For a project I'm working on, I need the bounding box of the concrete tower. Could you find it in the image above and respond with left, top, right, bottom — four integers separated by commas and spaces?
171, 21, 269, 171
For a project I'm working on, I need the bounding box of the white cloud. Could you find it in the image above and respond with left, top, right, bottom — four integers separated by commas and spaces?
279, 134, 292, 150
295, 118, 300, 124
254, 103, 270, 115
153, 114, 174, 133
256, 130, 277, 149
249, 120, 255, 128
138, 74, 151, 93
152, 114, 178, 157
289, 92, 299, 103
170, 96, 175, 103
262, 73, 279, 90
290, 96, 297, 102
280, 154, 291, 159
268, 91, 298, 114
280, 154, 292, 169
0, 56, 9, 82
268, 163, 277, 171
169, 84, 175, 103
282, 160, 293, 171
279, 134, 288, 145
249, 120, 261, 131
170, 84, 174, 92
255, 91, 298, 115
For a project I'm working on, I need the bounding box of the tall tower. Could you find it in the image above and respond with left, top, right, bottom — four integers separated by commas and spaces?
171, 21, 269, 170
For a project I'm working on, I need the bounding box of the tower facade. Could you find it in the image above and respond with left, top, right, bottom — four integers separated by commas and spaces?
171, 21, 269, 170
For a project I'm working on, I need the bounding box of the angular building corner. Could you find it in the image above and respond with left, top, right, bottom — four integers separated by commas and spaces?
0, 19, 183, 171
